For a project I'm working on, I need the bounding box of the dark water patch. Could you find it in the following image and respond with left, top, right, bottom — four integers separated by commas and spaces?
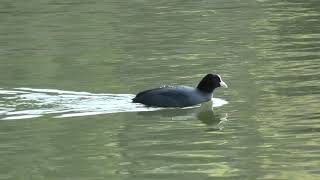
275, 86, 320, 96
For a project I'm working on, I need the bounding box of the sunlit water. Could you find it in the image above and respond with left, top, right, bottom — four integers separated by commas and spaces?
0, 0, 320, 179
0, 88, 228, 120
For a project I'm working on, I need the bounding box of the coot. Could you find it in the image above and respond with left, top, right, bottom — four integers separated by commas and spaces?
132, 74, 228, 107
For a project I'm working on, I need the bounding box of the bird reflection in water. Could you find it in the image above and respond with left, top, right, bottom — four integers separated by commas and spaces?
137, 101, 228, 131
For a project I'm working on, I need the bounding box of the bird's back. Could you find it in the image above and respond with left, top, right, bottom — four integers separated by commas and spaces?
132, 86, 210, 107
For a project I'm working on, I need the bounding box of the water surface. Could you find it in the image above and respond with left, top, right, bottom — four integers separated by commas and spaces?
0, 0, 320, 179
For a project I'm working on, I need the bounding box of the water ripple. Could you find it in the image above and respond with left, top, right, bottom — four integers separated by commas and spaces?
0, 88, 228, 120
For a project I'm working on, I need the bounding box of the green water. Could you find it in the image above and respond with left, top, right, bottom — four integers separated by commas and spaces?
1, 0, 320, 179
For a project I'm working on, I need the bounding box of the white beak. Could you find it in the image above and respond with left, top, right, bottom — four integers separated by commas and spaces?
220, 81, 228, 88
